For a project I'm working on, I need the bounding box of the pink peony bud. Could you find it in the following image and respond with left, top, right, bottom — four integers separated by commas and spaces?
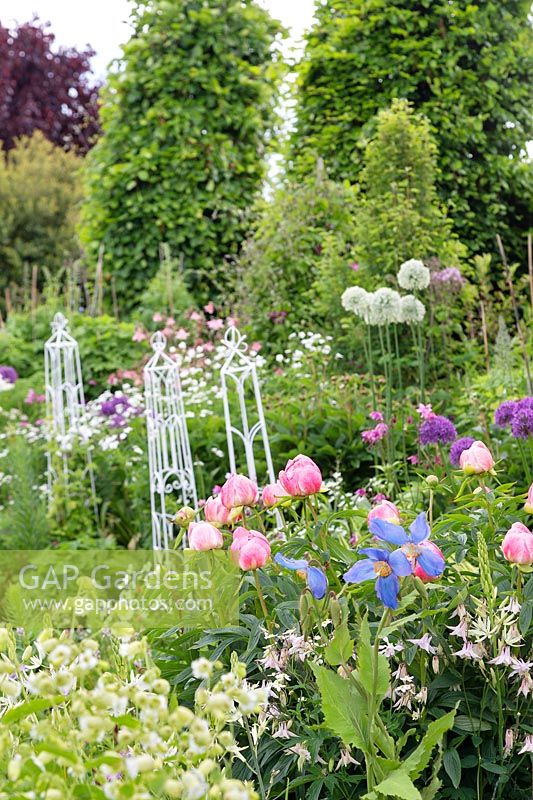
262, 482, 288, 508
174, 506, 196, 527
220, 474, 259, 509
230, 526, 271, 570
459, 440, 495, 475
414, 541, 445, 582
278, 454, 322, 497
204, 495, 234, 527
188, 522, 223, 551
501, 522, 533, 566
525, 483, 533, 515
367, 500, 401, 526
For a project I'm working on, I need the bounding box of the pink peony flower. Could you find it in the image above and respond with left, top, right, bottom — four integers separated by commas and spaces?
368, 500, 401, 526
204, 495, 237, 527
278, 455, 322, 497
220, 474, 259, 509
188, 522, 223, 551
501, 522, 533, 565
262, 482, 287, 508
525, 482, 533, 515
414, 541, 445, 582
459, 440, 495, 475
230, 526, 271, 570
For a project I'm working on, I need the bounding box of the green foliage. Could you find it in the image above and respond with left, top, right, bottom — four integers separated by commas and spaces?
0, 440, 49, 549
235, 164, 358, 338
290, 0, 533, 260
355, 100, 458, 275
80, 0, 286, 308
135, 244, 194, 327
0, 132, 82, 295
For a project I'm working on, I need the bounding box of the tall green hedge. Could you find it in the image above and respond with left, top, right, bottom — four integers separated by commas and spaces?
80, 0, 285, 308
290, 0, 533, 260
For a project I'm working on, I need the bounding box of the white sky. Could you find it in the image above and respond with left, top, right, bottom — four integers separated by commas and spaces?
1, 0, 317, 77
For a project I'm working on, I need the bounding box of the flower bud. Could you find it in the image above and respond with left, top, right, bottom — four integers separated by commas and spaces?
278, 454, 323, 497
426, 474, 439, 487
501, 522, 533, 566
174, 506, 196, 527
459, 440, 495, 475
188, 521, 224, 551
525, 482, 533, 515
368, 500, 401, 526
220, 474, 259, 509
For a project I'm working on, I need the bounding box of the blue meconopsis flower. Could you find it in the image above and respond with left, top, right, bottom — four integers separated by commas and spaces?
343, 547, 412, 609
274, 553, 328, 600
369, 512, 445, 579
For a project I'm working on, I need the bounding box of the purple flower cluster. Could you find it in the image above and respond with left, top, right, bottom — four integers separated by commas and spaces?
449, 436, 475, 467
419, 414, 457, 445
100, 393, 136, 428
431, 267, 465, 289
0, 365, 17, 384
495, 398, 533, 440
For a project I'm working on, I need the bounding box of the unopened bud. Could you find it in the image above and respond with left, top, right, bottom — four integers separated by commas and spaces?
174, 506, 196, 527
426, 475, 439, 487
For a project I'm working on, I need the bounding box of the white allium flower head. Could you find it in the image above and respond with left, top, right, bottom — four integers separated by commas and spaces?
400, 294, 426, 324
341, 286, 370, 319
397, 259, 431, 291
368, 288, 402, 325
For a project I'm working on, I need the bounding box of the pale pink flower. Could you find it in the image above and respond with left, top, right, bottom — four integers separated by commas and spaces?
518, 673, 533, 697
504, 728, 515, 756
367, 500, 401, 526
204, 495, 235, 527
152, 312, 163, 322
189, 311, 203, 322
279, 455, 322, 497
519, 734, 533, 754
417, 403, 435, 420
204, 301, 215, 314
188, 522, 223, 551
452, 642, 484, 660
272, 721, 296, 739
262, 482, 288, 508
220, 474, 259, 509
407, 633, 436, 654
132, 326, 147, 342
509, 658, 533, 676
166, 317, 175, 326
230, 527, 270, 571
459, 440, 495, 475
175, 327, 188, 340
501, 522, 533, 565
488, 646, 513, 666
207, 318, 224, 331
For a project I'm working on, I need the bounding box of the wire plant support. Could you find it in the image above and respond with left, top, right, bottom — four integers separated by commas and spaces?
144, 331, 197, 550
44, 312, 97, 521
220, 326, 279, 513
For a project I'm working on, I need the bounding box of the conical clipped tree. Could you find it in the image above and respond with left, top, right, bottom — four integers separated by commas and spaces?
80, 0, 285, 307
290, 0, 532, 260
355, 99, 461, 276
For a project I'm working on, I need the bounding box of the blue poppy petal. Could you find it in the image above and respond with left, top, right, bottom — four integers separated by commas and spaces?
388, 549, 413, 577
274, 553, 309, 571
369, 518, 408, 545
343, 559, 376, 584
376, 574, 400, 609
358, 547, 390, 561
409, 512, 430, 544
416, 546, 445, 577
307, 566, 328, 599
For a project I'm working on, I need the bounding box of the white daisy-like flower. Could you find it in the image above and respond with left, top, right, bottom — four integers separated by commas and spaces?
397, 259, 430, 291
191, 657, 214, 680
399, 294, 426, 324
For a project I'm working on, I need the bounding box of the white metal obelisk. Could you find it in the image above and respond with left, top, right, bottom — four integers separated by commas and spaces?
144, 331, 197, 549
44, 312, 97, 519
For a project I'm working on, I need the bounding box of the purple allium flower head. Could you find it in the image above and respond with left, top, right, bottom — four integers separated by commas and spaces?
449, 436, 475, 467
495, 400, 518, 427
100, 400, 117, 416
511, 406, 533, 440
0, 366, 17, 384
419, 414, 457, 445
109, 414, 126, 429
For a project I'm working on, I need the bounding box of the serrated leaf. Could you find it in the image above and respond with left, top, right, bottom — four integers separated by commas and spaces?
324, 621, 354, 666
364, 768, 422, 799
403, 710, 456, 779
310, 662, 368, 750
356, 614, 390, 702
